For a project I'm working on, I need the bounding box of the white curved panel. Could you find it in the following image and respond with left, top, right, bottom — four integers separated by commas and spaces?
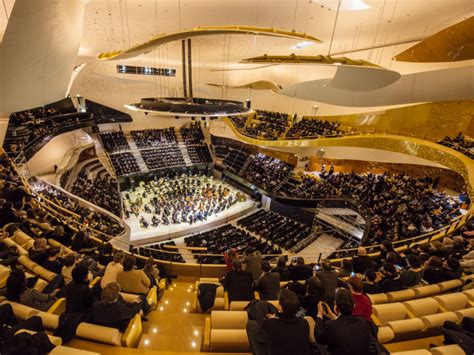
0, 0, 86, 113
280, 66, 474, 107
329, 66, 401, 91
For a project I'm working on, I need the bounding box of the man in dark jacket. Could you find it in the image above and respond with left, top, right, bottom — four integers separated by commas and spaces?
247, 289, 311, 355
256, 261, 280, 300
222, 259, 254, 302
352, 247, 373, 274
315, 288, 375, 355
316, 260, 343, 306
64, 266, 94, 314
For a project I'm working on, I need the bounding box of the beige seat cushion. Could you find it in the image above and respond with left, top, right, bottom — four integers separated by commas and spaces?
214, 297, 225, 310
386, 318, 424, 335
462, 289, 474, 302
229, 301, 251, 311
454, 307, 474, 321
431, 344, 465, 355
3, 301, 39, 320
372, 303, 407, 325
200, 278, 220, 284
18, 255, 39, 273
403, 298, 440, 317
76, 323, 122, 346
33, 265, 57, 282
216, 286, 224, 298
210, 329, 249, 352
33, 278, 48, 292
367, 293, 388, 305
413, 284, 442, 298
390, 351, 431, 355
120, 292, 141, 303
438, 279, 463, 292
434, 293, 469, 311
50, 346, 101, 355
211, 311, 247, 329
378, 326, 394, 343
13, 230, 33, 246
421, 312, 459, 329
386, 289, 416, 303
36, 312, 60, 330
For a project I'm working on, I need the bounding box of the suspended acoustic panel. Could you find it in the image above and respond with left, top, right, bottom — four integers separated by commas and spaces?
280, 66, 474, 107
395, 16, 474, 62
0, 0, 86, 113
329, 66, 401, 91
240, 54, 381, 68
207, 80, 282, 92
98, 26, 322, 61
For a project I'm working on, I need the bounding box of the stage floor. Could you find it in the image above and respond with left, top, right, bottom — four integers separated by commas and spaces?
126, 199, 256, 244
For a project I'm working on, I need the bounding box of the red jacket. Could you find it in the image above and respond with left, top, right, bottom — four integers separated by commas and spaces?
352, 293, 372, 321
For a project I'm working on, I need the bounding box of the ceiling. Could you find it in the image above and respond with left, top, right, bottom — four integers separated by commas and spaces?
2, 0, 474, 116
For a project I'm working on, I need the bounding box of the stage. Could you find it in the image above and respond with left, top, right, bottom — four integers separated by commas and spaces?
125, 199, 256, 245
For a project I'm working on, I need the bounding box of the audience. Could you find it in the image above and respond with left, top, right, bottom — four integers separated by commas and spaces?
117, 255, 151, 295
64, 265, 94, 314
286, 117, 342, 138
437, 132, 474, 159
241, 153, 293, 191
101, 251, 125, 289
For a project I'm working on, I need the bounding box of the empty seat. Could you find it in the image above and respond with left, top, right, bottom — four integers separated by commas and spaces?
454, 307, 474, 320
386, 289, 416, 303
209, 329, 249, 352
372, 303, 408, 325
403, 298, 440, 318
434, 293, 470, 312
412, 284, 442, 299
2, 301, 38, 320
462, 289, 474, 302
431, 344, 465, 355
50, 346, 101, 355
367, 293, 388, 305
438, 279, 463, 292
377, 326, 395, 344
211, 311, 247, 329
386, 318, 425, 336
390, 350, 431, 355
421, 312, 458, 329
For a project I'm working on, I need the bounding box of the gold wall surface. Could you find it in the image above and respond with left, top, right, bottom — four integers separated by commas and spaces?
306, 100, 474, 140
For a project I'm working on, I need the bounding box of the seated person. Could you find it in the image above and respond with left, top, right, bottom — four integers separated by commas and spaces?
400, 254, 424, 287
71, 231, 96, 254
222, 259, 254, 302
91, 282, 141, 332
6, 269, 56, 311
247, 289, 311, 355
315, 288, 376, 355
64, 265, 94, 314
42, 247, 64, 274
116, 255, 150, 295
347, 276, 372, 321
363, 269, 380, 295
143, 258, 160, 287
0, 241, 19, 267
256, 260, 280, 301
289, 257, 312, 281
379, 263, 405, 293
101, 251, 124, 289
442, 257, 463, 281
28, 238, 49, 265
97, 243, 114, 266
423, 256, 445, 285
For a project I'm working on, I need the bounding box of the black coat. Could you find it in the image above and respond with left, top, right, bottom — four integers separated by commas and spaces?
315, 315, 375, 355
256, 272, 280, 301
64, 282, 94, 314
262, 314, 311, 355
222, 270, 254, 302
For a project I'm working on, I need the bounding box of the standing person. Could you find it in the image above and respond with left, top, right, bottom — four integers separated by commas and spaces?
222, 259, 254, 302
256, 261, 280, 301
243, 247, 263, 281
316, 260, 342, 306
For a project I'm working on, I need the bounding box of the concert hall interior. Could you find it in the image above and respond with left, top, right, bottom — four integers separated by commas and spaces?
0, 1, 473, 355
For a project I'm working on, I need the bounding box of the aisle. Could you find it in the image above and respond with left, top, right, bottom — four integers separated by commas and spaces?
138, 280, 206, 352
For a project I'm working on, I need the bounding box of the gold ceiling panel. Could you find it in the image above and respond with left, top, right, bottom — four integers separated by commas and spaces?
98, 26, 322, 61
240, 54, 382, 68
395, 16, 474, 62
206, 80, 282, 92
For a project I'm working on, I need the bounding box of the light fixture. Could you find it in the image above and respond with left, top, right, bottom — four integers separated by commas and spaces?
194, 330, 199, 336
144, 339, 150, 346
186, 302, 190, 306
183, 308, 188, 312
159, 306, 164, 311
153, 328, 158, 334
191, 341, 197, 348
165, 300, 169, 304
311, 0, 370, 11
290, 41, 314, 50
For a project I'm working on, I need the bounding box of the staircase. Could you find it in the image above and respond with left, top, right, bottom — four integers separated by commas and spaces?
175, 131, 192, 165
126, 137, 148, 172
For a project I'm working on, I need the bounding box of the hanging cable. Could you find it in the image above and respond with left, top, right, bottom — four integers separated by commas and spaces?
368, 0, 387, 62
327, 0, 342, 56
124, 0, 131, 47
292, 0, 299, 30
118, 0, 126, 50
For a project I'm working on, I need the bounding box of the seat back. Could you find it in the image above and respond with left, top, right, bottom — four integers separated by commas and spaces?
372, 303, 407, 324
3, 301, 39, 320
12, 230, 33, 247
367, 293, 388, 305
403, 298, 440, 317
209, 329, 249, 352
462, 289, 474, 302
386, 289, 416, 303
438, 279, 463, 292
412, 284, 441, 299
211, 311, 247, 329
435, 293, 469, 311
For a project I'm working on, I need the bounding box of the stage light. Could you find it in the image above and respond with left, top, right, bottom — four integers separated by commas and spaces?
191, 341, 196, 348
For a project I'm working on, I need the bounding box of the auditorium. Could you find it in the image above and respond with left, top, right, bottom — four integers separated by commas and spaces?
0, 1, 473, 354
